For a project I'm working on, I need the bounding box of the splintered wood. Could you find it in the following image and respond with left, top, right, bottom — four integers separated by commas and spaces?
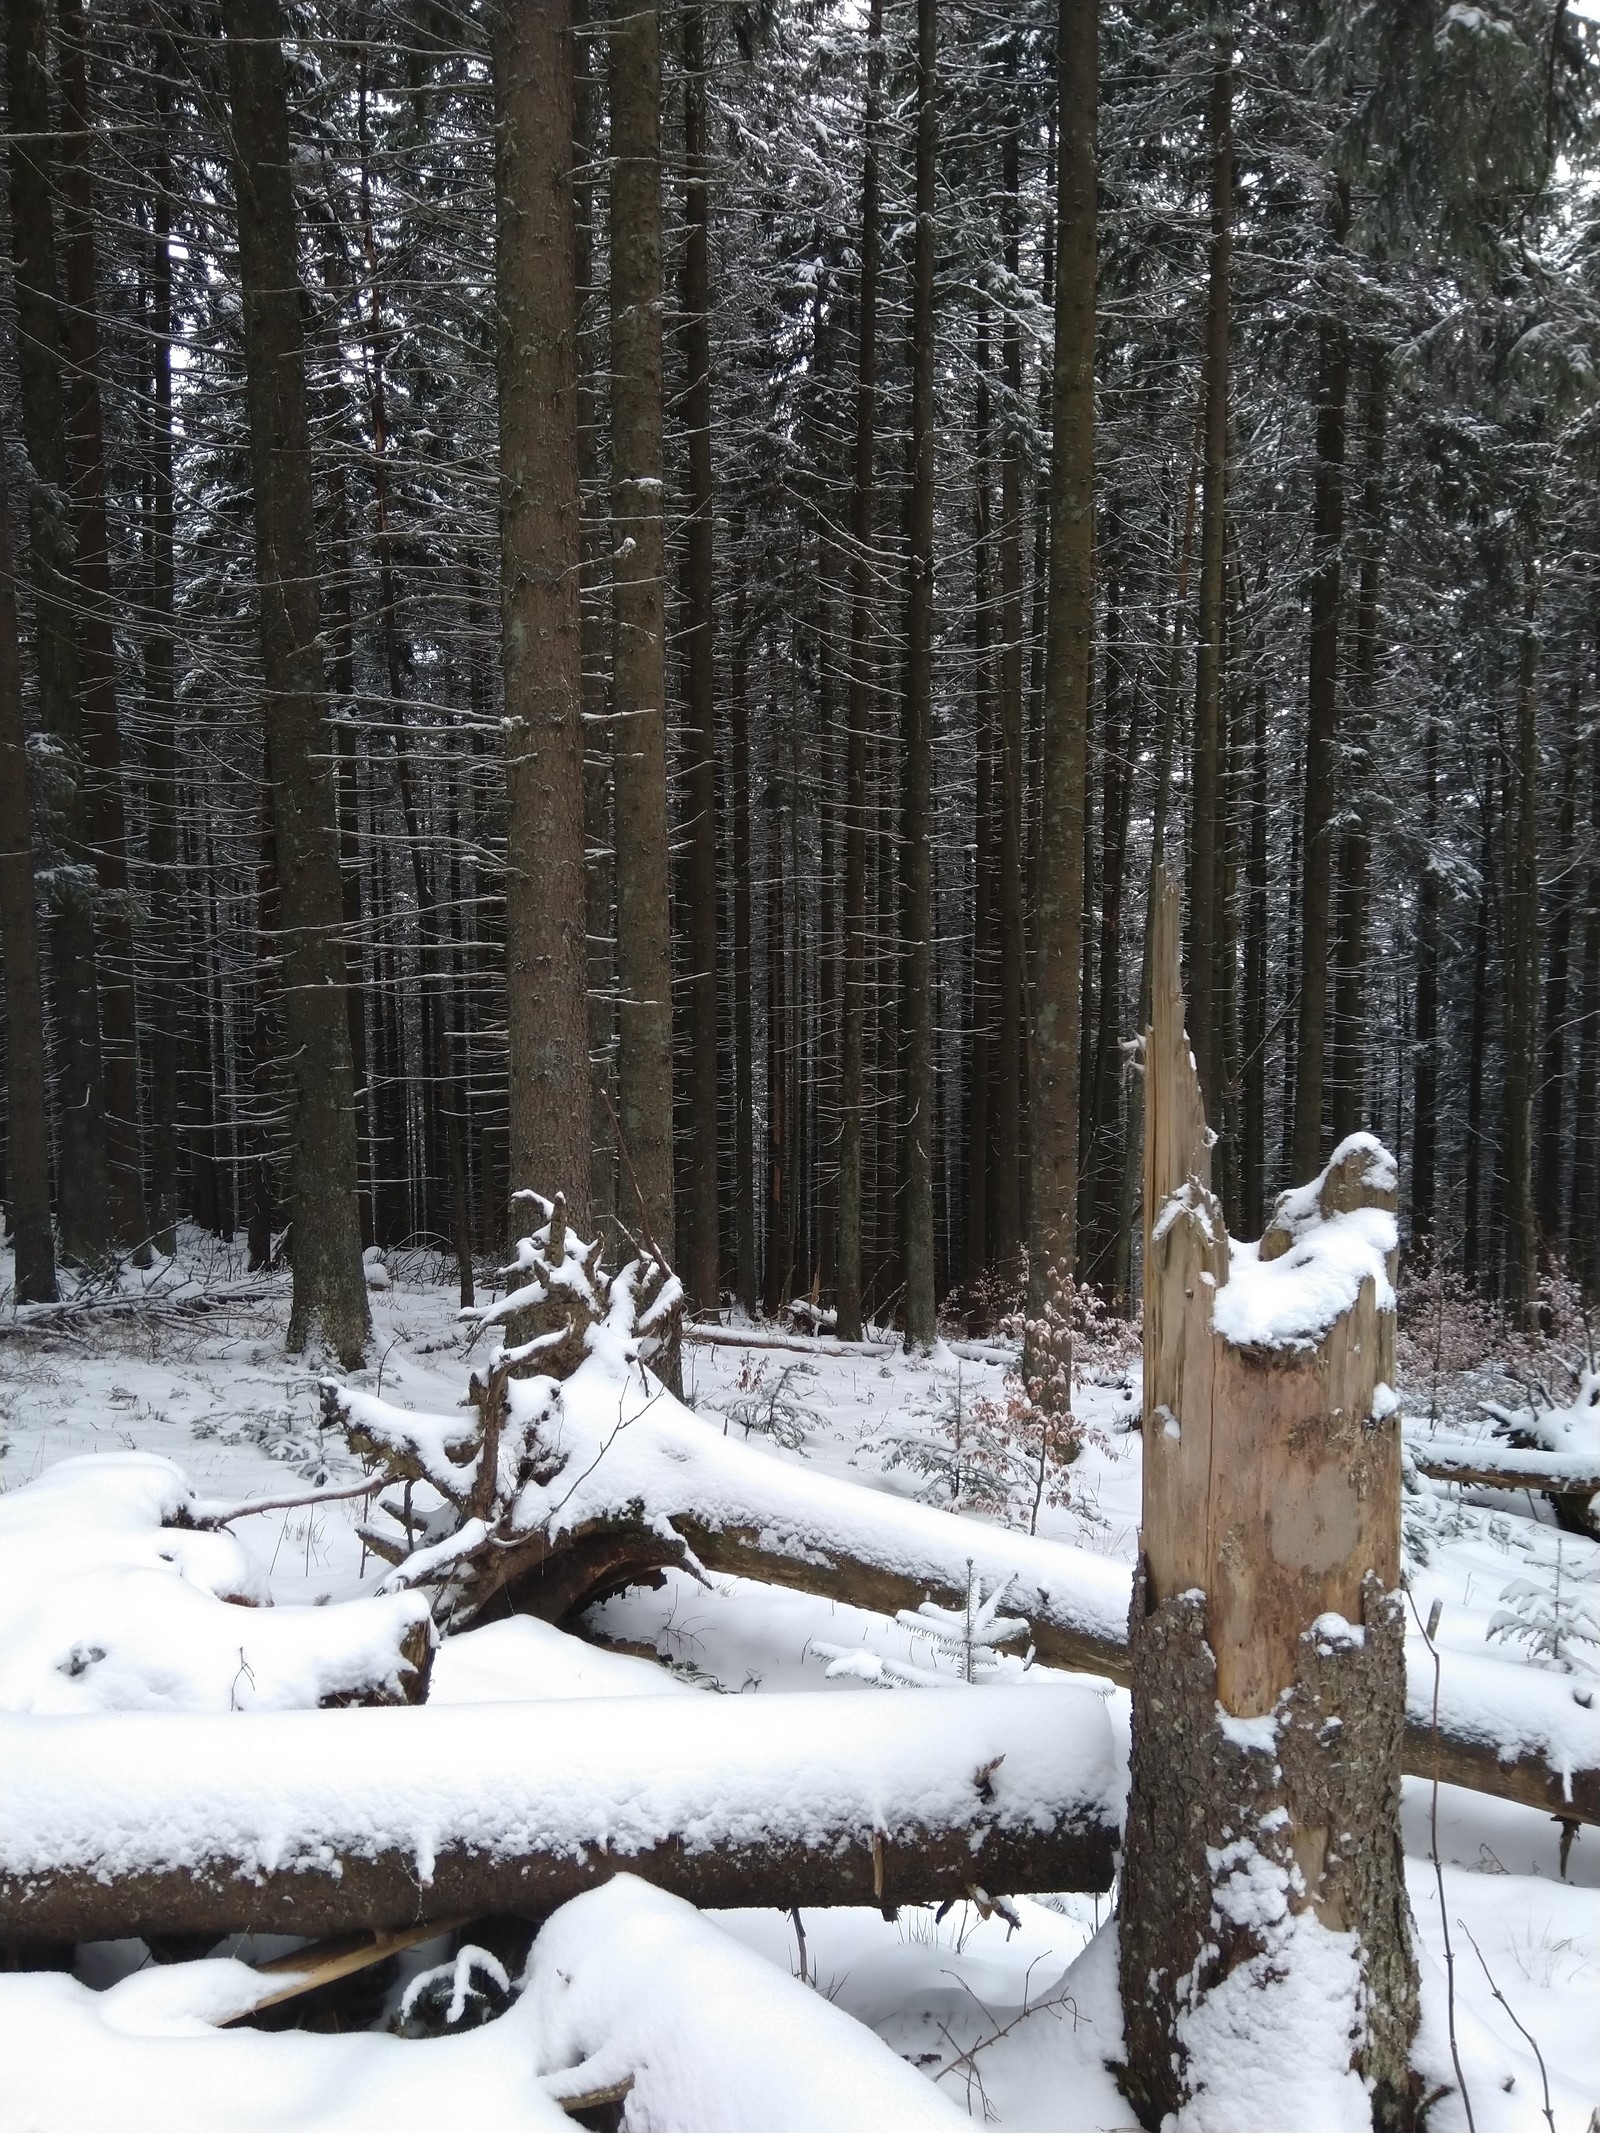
1119, 867, 1419, 2131
1139, 871, 1400, 1718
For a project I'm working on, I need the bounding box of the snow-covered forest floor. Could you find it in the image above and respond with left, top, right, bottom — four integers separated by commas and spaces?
1, 1233, 1596, 2131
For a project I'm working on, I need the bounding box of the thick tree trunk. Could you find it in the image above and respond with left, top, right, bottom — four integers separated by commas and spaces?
224, 0, 370, 1364
608, 0, 676, 1267
143, 64, 181, 1255
0, 415, 56, 1301
57, 0, 147, 1259
1504, 560, 1542, 1322
1463, 762, 1495, 1290
570, 20, 616, 1238
1535, 672, 1579, 1255
1186, 40, 1232, 1124
680, 6, 720, 1317
1411, 715, 1440, 1252
494, 1, 591, 1237
1331, 352, 1387, 1146
834, 0, 882, 1343
1028, 0, 1096, 1321
967, 312, 996, 1293
898, 0, 938, 1351
994, 106, 1027, 1285
6, 0, 111, 1267
1292, 181, 1352, 1180
1120, 877, 1419, 2131
1576, 723, 1600, 1300
730, 592, 758, 1314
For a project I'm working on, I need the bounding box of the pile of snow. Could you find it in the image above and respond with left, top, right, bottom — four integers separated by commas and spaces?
1213, 1133, 1398, 1354
0, 1452, 430, 1714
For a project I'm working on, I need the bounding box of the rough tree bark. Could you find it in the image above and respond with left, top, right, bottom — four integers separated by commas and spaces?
679, 3, 720, 1317
1186, 36, 1231, 1124
608, 0, 676, 1268
1119, 874, 1419, 2131
898, 0, 938, 1351
0, 415, 56, 1301
224, 0, 370, 1364
494, 0, 591, 1238
994, 92, 1026, 1285
1291, 179, 1352, 1181
5, 0, 111, 1267
57, 0, 147, 1258
1029, 0, 1096, 1323
1504, 559, 1542, 1323
835, 0, 883, 1343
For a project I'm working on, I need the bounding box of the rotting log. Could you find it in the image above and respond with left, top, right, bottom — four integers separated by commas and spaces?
0, 1682, 1118, 1945
1408, 1437, 1600, 1497
1119, 871, 1421, 2131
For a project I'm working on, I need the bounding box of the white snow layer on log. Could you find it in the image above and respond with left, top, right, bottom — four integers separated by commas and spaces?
0, 1452, 432, 1715
334, 1322, 1134, 1652
0, 1877, 968, 2133
0, 1680, 1118, 1889
522, 1875, 970, 2130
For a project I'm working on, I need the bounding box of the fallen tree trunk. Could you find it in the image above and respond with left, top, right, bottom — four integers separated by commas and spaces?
320, 1210, 1600, 1830
0, 1682, 1118, 1944
1407, 1435, 1600, 1497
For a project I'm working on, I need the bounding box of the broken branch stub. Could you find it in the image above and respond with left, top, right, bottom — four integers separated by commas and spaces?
1119, 870, 1420, 2132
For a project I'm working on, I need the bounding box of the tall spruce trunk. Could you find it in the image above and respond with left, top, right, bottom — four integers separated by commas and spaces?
1330, 352, 1386, 1145
1028, 0, 1096, 1320
1291, 180, 1352, 1179
495, 0, 591, 1235
143, 58, 181, 1254
1535, 673, 1579, 1254
571, 17, 616, 1237
0, 415, 56, 1300
1241, 645, 1269, 1237
608, 0, 676, 1267
6, 0, 111, 1266
1186, 39, 1232, 1122
57, 0, 147, 1257
1576, 723, 1600, 1300
680, 5, 720, 1316
224, 0, 369, 1363
994, 104, 1026, 1283
1411, 714, 1440, 1252
730, 588, 758, 1314
1504, 560, 1542, 1322
898, 0, 938, 1351
835, 0, 883, 1343
967, 311, 996, 1293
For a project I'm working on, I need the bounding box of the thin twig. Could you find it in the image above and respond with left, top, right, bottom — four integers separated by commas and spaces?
196, 1474, 385, 1528
1459, 1921, 1557, 2133
1407, 1585, 1476, 2133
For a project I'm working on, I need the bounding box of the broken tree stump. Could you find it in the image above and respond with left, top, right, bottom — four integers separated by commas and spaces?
1118, 873, 1420, 2131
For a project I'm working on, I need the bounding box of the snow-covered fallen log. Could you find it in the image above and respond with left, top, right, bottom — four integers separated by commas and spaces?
0, 1680, 1119, 1944
0, 1453, 432, 1714
1407, 1432, 1600, 1496
327, 1342, 1600, 1826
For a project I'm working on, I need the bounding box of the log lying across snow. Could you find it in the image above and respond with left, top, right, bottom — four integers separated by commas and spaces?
1406, 1433, 1600, 1499
318, 1200, 1600, 1830
0, 1681, 1119, 1944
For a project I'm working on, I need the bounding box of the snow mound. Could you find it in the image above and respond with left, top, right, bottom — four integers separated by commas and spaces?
0, 1451, 431, 1714
1214, 1133, 1398, 1355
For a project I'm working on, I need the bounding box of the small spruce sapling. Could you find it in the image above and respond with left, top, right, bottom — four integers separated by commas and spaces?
1487, 1540, 1600, 1677
812, 1561, 1032, 1687
717, 1355, 818, 1451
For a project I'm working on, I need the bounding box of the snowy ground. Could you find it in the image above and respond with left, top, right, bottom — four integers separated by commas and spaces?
1, 1232, 1595, 2130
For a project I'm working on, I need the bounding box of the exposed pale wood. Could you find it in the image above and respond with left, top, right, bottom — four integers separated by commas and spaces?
223, 1918, 470, 2022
